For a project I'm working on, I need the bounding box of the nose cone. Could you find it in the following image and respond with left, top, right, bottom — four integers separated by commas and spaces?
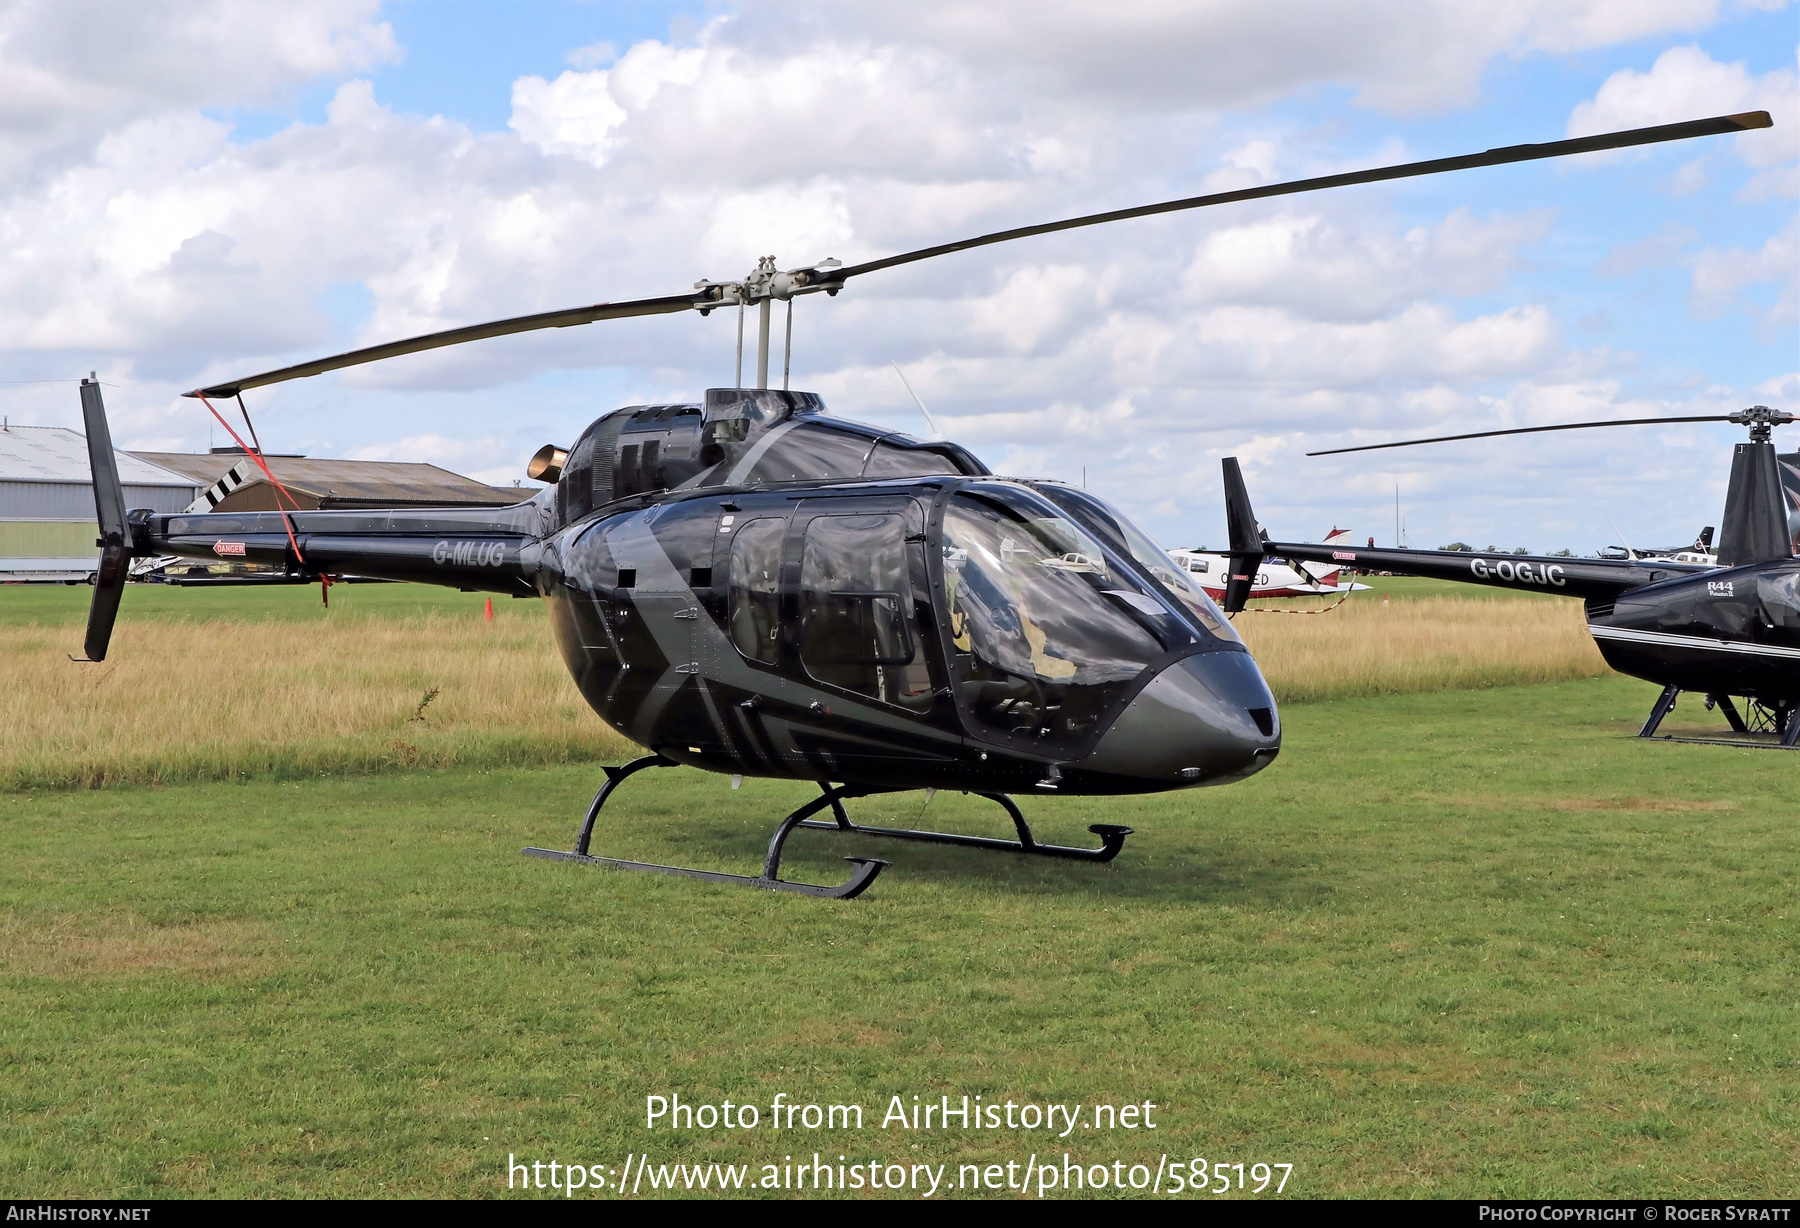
1075, 649, 1279, 789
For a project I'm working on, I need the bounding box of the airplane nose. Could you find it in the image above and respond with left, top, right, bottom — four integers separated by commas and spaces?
1074, 649, 1280, 787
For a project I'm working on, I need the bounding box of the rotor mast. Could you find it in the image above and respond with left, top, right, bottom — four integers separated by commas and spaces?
701, 255, 842, 389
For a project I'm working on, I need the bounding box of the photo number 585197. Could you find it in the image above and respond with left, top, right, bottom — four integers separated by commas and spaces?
1165, 1159, 1293, 1195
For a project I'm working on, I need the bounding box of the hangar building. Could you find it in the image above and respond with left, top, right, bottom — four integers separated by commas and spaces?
129, 449, 525, 512
3, 430, 527, 583
0, 424, 198, 582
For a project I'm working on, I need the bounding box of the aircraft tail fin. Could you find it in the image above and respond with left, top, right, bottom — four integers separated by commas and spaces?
1221, 457, 1266, 613
1717, 441, 1790, 566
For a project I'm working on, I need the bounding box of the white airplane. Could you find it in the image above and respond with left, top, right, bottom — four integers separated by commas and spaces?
1596, 524, 1719, 567
1169, 528, 1371, 599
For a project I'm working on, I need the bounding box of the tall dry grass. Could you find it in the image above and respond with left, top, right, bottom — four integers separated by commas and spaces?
1235, 593, 1607, 703
1, 613, 632, 790
1, 592, 1607, 788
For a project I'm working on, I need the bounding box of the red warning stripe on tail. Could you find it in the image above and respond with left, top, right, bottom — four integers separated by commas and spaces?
196, 393, 305, 563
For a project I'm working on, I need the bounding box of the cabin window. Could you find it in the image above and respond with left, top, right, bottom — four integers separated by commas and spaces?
727, 518, 785, 663
798, 513, 932, 710
1032, 484, 1240, 644
1758, 564, 1800, 629
862, 440, 963, 479
941, 494, 1165, 747
743, 424, 876, 485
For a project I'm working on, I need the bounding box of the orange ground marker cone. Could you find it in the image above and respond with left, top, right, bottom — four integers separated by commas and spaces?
484, 596, 494, 622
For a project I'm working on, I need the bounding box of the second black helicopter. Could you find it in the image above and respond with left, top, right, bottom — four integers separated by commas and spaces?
1224, 404, 1799, 745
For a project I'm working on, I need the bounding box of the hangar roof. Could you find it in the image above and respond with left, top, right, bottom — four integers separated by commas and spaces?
0, 425, 195, 486
129, 450, 524, 509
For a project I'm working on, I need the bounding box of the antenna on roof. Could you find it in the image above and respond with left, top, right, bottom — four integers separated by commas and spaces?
890, 361, 946, 441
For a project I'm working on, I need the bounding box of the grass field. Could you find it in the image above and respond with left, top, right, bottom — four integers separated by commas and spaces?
2, 580, 1791, 1199
1, 675, 1794, 1198
0, 577, 1604, 789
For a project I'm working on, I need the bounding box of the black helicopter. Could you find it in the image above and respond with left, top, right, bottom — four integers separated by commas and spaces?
1221, 403, 1799, 746
75, 109, 1772, 897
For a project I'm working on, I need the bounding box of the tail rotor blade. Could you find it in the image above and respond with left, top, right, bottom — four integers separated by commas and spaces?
83, 543, 129, 662
1286, 557, 1325, 588
77, 377, 131, 662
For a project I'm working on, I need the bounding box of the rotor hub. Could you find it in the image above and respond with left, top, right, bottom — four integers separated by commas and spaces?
692, 254, 844, 315
1729, 404, 1793, 443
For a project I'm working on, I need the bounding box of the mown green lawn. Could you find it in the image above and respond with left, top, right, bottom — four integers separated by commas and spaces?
2, 674, 1793, 1199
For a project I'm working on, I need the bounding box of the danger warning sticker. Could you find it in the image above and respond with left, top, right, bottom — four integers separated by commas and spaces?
213, 540, 247, 557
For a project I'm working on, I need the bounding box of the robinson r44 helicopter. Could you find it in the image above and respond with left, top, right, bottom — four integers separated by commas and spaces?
1220, 402, 1799, 746
76, 109, 1771, 897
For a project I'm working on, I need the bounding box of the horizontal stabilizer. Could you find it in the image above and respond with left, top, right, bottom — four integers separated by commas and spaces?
182, 459, 254, 514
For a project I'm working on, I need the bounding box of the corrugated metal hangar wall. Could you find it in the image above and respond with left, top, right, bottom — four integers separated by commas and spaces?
1, 425, 197, 581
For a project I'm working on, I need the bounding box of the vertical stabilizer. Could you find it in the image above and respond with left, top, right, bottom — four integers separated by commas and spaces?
1779, 451, 1800, 553
1716, 441, 1790, 567
1221, 457, 1266, 613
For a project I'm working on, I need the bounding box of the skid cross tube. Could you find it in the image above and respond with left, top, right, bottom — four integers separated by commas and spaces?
796, 786, 1134, 862
522, 757, 888, 898
1710, 694, 1751, 735
573, 753, 676, 855
1637, 691, 1800, 749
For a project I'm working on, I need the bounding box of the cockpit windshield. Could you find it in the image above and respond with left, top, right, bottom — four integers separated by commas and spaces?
941, 490, 1180, 749
1031, 484, 1241, 644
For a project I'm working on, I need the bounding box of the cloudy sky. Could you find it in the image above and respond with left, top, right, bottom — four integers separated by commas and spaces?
2, 0, 1794, 552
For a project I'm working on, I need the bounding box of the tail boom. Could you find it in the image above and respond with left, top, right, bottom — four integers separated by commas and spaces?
141, 505, 544, 595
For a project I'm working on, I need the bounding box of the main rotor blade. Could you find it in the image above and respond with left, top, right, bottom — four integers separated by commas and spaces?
186, 291, 709, 398
830, 112, 1772, 282
1306, 416, 1733, 457
183, 109, 1769, 400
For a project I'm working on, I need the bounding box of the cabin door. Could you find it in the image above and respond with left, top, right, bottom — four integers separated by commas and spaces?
783, 498, 937, 714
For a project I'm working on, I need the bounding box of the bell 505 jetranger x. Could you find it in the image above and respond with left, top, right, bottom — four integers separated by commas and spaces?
75, 109, 1771, 896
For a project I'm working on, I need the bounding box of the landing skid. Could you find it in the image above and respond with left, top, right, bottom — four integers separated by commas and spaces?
1636, 687, 1800, 749
795, 787, 1133, 862
521, 756, 1135, 898
522, 755, 887, 898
